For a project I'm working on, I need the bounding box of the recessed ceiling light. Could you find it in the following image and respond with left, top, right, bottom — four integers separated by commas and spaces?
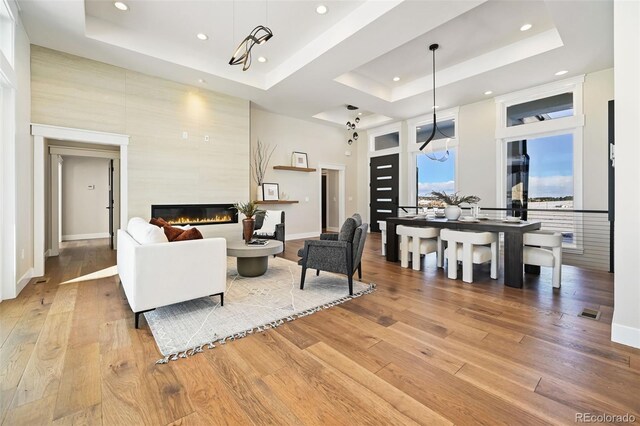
198, 78, 206, 83
484, 90, 493, 95
555, 70, 568, 76
358, 112, 362, 116
257, 56, 267, 63
316, 4, 328, 15
432, 105, 439, 110
114, 1, 128, 11
417, 127, 421, 130
393, 76, 400, 82
196, 33, 208, 41
520, 24, 532, 31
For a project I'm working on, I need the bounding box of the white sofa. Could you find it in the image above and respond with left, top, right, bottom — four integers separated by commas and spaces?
117, 218, 227, 328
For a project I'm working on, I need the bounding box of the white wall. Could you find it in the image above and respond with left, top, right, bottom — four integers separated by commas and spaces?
1, 4, 31, 301
612, 0, 640, 348
61, 156, 110, 240
250, 106, 359, 239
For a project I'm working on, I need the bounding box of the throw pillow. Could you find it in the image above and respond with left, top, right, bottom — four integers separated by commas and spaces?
127, 217, 169, 244
163, 224, 185, 241
173, 227, 203, 241
150, 217, 169, 227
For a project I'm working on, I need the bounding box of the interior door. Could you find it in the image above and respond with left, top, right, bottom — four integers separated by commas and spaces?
321, 174, 327, 230
370, 153, 399, 232
108, 159, 114, 249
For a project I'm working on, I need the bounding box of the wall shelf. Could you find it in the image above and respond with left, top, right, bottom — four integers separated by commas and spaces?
256, 200, 299, 205
273, 166, 316, 172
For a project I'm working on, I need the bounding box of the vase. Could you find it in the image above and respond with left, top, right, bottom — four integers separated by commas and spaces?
242, 218, 255, 243
444, 205, 462, 220
256, 185, 263, 201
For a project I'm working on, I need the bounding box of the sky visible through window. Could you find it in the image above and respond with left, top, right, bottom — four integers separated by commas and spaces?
417, 150, 456, 196
523, 133, 573, 199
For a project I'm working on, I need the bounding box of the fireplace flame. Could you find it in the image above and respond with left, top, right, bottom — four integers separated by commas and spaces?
168, 214, 233, 224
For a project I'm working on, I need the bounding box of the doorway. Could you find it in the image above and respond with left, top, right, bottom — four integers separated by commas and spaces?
32, 124, 129, 277
317, 163, 346, 234
49, 147, 120, 256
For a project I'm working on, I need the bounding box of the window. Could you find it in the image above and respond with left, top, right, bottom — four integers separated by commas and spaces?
374, 131, 399, 151
497, 76, 584, 248
417, 149, 456, 207
416, 118, 455, 143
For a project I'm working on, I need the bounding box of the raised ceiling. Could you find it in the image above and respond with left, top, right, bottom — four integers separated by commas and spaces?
17, 0, 613, 130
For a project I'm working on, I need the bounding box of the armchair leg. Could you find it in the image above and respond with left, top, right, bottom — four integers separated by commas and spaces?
348, 274, 354, 296
357, 264, 362, 280
300, 266, 307, 290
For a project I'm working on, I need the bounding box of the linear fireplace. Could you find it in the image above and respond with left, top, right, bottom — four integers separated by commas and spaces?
151, 204, 238, 226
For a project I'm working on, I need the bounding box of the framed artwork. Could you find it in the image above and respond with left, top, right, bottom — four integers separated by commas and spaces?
291, 152, 309, 168
262, 183, 280, 201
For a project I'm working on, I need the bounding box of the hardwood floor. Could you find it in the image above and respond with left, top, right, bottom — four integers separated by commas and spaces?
1, 235, 639, 425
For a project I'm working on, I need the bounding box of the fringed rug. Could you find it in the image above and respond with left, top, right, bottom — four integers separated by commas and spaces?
145, 256, 375, 363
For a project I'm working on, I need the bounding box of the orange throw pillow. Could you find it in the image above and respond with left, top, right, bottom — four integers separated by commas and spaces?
150, 217, 169, 227
174, 227, 203, 241
163, 224, 184, 241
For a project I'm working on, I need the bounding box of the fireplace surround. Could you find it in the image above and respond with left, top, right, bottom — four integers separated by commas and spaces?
151, 204, 238, 226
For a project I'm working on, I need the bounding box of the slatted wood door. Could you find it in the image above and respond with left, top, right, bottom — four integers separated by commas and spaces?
370, 154, 399, 232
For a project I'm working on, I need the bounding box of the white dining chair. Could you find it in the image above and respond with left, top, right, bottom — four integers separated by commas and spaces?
396, 225, 413, 268
378, 220, 387, 256
523, 230, 563, 288
407, 226, 440, 271
441, 229, 498, 283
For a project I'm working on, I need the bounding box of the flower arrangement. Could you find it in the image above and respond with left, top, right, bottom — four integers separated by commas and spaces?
430, 191, 481, 206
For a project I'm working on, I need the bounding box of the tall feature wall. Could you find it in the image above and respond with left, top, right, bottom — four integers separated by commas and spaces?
250, 107, 360, 239
30, 46, 250, 237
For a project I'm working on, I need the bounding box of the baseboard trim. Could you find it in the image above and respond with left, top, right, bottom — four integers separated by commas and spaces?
325, 227, 339, 232
62, 232, 110, 241
17, 268, 34, 296
286, 231, 320, 241
611, 321, 640, 349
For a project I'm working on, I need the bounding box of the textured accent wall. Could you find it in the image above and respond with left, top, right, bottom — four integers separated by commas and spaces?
31, 45, 250, 227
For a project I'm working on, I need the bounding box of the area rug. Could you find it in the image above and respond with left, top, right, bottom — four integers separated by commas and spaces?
145, 256, 375, 363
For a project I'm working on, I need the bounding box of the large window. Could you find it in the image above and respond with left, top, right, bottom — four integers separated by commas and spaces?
498, 76, 584, 248
417, 149, 456, 207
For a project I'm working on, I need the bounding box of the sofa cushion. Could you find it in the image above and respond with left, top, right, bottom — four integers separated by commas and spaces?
174, 227, 203, 241
149, 217, 169, 227
163, 224, 186, 241
127, 217, 168, 245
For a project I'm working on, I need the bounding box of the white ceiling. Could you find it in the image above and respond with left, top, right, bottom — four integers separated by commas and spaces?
17, 0, 613, 130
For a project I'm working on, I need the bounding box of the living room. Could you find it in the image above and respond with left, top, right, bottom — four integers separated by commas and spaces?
1, 0, 639, 424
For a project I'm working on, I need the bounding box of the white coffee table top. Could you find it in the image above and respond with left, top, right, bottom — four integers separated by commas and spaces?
226, 240, 283, 258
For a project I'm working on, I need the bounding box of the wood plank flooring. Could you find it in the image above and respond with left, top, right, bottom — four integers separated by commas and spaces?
1, 235, 639, 425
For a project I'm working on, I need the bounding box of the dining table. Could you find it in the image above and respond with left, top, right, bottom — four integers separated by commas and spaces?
385, 216, 542, 288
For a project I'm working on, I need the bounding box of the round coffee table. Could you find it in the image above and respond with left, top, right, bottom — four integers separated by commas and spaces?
226, 240, 284, 277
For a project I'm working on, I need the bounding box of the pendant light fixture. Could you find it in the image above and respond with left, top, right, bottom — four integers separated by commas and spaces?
229, 1, 273, 71
346, 105, 359, 145
419, 43, 450, 162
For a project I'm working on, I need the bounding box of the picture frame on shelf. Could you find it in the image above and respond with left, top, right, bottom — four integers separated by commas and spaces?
291, 152, 309, 168
262, 183, 280, 201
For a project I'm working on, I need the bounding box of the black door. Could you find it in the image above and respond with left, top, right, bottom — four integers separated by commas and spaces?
608, 100, 614, 272
370, 154, 399, 232
321, 174, 327, 230
108, 160, 114, 249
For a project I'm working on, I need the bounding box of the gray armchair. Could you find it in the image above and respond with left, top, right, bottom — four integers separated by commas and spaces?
297, 214, 368, 295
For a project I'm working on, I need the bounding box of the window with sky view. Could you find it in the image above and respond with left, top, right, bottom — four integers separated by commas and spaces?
416, 149, 456, 207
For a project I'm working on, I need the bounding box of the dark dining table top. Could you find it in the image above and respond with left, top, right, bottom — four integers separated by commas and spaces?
385, 216, 542, 233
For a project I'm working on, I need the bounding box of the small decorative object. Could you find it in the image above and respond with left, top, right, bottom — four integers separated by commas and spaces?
430, 191, 481, 221
291, 152, 308, 168
232, 201, 265, 243
262, 183, 280, 201
252, 139, 276, 201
